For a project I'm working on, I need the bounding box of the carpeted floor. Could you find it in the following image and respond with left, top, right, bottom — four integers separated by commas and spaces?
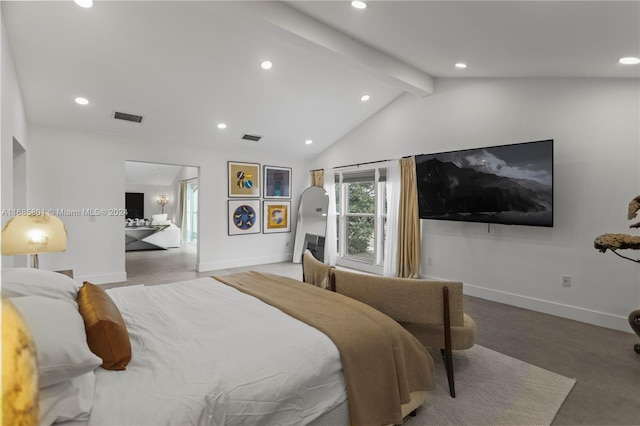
405, 345, 576, 425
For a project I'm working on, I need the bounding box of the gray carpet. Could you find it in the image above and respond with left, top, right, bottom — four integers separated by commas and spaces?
405, 345, 576, 425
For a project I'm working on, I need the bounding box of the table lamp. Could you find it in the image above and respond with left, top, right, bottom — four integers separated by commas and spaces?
1, 213, 67, 268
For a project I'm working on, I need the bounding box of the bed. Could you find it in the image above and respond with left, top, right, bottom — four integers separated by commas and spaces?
2, 267, 434, 426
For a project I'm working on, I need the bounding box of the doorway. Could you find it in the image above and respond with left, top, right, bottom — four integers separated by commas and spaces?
124, 161, 199, 282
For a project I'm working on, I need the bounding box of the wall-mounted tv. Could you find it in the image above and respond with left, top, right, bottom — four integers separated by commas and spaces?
125, 192, 144, 219
415, 139, 553, 227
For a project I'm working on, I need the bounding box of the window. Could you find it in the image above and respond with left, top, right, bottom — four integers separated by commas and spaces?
335, 167, 387, 274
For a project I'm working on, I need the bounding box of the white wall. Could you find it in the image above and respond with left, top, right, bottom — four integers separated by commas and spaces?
1, 8, 29, 268
174, 166, 199, 184
24, 125, 306, 283
310, 78, 640, 332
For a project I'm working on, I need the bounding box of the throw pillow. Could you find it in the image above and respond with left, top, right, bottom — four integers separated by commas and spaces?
77, 282, 132, 370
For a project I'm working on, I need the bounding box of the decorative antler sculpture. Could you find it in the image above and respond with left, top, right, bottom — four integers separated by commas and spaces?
594, 195, 640, 353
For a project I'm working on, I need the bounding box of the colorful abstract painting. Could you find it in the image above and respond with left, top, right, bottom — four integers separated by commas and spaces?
228, 200, 261, 235
228, 162, 260, 198
263, 201, 290, 233
263, 166, 291, 199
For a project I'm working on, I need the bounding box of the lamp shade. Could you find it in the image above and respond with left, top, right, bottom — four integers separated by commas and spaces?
1, 213, 67, 255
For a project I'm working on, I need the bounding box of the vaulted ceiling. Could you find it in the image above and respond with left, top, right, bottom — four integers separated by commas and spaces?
3, 1, 638, 160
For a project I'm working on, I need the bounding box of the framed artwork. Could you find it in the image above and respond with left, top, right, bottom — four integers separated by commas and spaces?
228, 200, 261, 235
263, 165, 291, 199
228, 162, 260, 198
263, 201, 291, 233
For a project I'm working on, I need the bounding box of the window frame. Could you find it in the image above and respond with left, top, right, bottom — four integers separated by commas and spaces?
335, 167, 387, 274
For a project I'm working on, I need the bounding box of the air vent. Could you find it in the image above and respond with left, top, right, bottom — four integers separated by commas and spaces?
241, 134, 262, 142
113, 111, 144, 123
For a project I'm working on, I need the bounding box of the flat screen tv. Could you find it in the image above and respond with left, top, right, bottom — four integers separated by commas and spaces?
415, 139, 553, 227
125, 192, 144, 220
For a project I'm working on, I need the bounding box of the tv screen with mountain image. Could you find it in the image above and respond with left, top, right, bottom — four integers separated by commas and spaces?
415, 139, 553, 227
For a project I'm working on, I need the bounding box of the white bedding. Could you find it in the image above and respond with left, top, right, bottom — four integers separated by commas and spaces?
85, 277, 347, 426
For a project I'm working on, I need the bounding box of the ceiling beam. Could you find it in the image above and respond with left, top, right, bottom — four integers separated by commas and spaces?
210, 1, 434, 97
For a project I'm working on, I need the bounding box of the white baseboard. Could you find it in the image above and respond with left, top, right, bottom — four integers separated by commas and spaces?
197, 253, 293, 272
461, 282, 632, 333
76, 272, 127, 286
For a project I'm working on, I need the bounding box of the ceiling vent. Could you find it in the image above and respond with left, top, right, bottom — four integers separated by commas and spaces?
241, 134, 262, 142
113, 111, 144, 123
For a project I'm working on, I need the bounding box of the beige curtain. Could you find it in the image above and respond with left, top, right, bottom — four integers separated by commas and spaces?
397, 157, 421, 278
179, 180, 188, 243
311, 169, 324, 187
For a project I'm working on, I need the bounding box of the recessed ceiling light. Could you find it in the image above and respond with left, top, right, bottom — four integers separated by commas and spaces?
305, 139, 313, 145
619, 57, 640, 65
217, 123, 227, 129
74, 0, 93, 8
75, 97, 89, 105
261, 60, 273, 70
360, 94, 370, 102
455, 63, 468, 69
351, 1, 367, 9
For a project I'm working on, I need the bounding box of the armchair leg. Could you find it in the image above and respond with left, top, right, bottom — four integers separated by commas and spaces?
440, 348, 456, 398
442, 286, 456, 398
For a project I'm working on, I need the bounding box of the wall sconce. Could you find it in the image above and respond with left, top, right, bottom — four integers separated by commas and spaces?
1, 213, 68, 268
157, 194, 169, 213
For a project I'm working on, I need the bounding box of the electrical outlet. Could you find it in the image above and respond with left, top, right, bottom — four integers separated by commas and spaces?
428, 257, 433, 266
562, 275, 571, 287
285, 241, 290, 247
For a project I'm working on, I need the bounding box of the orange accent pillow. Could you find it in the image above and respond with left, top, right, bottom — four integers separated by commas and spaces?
77, 282, 131, 370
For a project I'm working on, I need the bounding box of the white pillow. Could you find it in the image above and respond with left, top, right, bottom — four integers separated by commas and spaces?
150, 213, 168, 225
10, 296, 102, 387
39, 371, 96, 426
2, 267, 79, 304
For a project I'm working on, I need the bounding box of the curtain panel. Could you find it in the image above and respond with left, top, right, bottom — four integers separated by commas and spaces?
311, 170, 324, 187
323, 169, 338, 266
179, 180, 188, 243
397, 157, 421, 278
383, 160, 401, 277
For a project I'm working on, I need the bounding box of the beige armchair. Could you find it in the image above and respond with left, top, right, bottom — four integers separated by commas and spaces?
301, 249, 335, 290
332, 268, 476, 398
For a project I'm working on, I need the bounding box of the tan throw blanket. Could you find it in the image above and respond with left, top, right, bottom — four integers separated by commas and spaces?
213, 271, 434, 426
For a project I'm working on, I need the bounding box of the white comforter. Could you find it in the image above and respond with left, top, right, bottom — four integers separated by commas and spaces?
87, 277, 347, 425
